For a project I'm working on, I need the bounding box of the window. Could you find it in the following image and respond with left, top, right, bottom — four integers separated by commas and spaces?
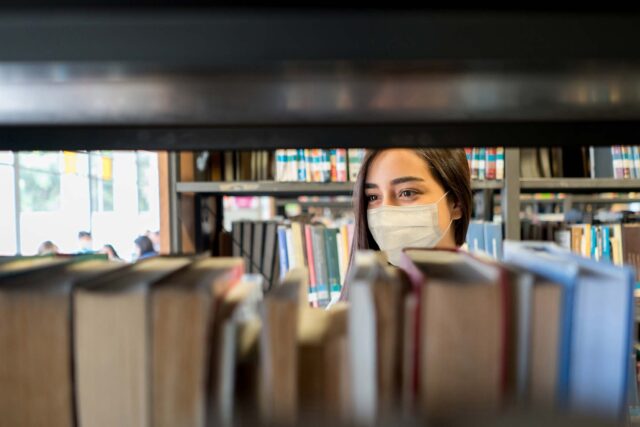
0, 163, 16, 254
18, 152, 61, 212
0, 151, 13, 165
136, 151, 158, 213
90, 152, 114, 212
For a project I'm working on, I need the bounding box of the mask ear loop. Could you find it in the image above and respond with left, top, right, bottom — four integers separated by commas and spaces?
434, 191, 455, 246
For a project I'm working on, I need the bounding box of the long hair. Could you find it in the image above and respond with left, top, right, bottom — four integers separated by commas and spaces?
340, 148, 472, 300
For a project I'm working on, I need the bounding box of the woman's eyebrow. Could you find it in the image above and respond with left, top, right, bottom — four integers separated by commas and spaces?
364, 183, 378, 189
390, 176, 425, 185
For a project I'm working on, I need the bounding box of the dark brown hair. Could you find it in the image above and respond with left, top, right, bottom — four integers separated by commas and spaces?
341, 148, 472, 300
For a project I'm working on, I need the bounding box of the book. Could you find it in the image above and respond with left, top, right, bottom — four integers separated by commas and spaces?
324, 228, 342, 302
297, 303, 349, 421
74, 257, 192, 427
152, 257, 244, 427
622, 146, 633, 179
470, 147, 479, 179
242, 221, 253, 273
262, 221, 279, 288
483, 222, 503, 260
310, 224, 331, 305
486, 147, 497, 180
336, 148, 348, 182
304, 224, 319, 307
478, 147, 486, 180
400, 249, 509, 416
589, 146, 614, 178
277, 225, 289, 280
622, 223, 640, 283
348, 149, 364, 182
466, 221, 486, 253
251, 221, 264, 274
259, 269, 302, 425
232, 221, 242, 258
0, 259, 123, 427
612, 146, 624, 179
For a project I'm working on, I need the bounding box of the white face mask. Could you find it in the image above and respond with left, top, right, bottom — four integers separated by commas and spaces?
367, 192, 453, 266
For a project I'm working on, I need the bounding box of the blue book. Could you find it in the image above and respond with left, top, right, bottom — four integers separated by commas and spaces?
297, 149, 306, 181
601, 226, 612, 263
276, 226, 289, 280
560, 250, 634, 420
504, 241, 634, 420
466, 221, 485, 253
504, 241, 578, 407
483, 222, 503, 260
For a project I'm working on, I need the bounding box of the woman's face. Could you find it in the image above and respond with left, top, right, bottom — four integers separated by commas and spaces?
364, 149, 461, 248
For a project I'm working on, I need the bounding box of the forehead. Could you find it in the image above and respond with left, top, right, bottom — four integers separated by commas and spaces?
366, 149, 433, 183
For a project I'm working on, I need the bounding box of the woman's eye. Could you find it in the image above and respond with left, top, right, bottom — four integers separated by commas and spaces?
366, 195, 378, 203
399, 190, 416, 198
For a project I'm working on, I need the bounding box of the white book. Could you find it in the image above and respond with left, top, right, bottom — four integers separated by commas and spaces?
284, 228, 296, 269
496, 147, 504, 180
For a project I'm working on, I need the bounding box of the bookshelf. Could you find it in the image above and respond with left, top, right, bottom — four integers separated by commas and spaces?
171, 148, 640, 253
521, 178, 640, 191
176, 180, 504, 196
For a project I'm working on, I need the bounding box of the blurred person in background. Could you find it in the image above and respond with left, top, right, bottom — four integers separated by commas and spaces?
99, 244, 125, 262
145, 230, 161, 253
77, 231, 94, 254
134, 235, 158, 260
37, 241, 59, 256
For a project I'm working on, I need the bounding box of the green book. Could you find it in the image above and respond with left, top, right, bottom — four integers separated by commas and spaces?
323, 228, 342, 302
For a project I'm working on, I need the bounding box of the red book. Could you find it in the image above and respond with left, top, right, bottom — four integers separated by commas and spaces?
486, 147, 497, 180
304, 225, 319, 308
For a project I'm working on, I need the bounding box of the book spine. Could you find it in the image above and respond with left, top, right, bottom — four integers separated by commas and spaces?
496, 147, 505, 180
275, 149, 283, 181
285, 227, 295, 269
297, 149, 306, 182
602, 225, 612, 263
277, 226, 289, 279
623, 146, 632, 179
612, 146, 624, 179
591, 225, 599, 261
304, 225, 319, 307
336, 148, 348, 182
478, 147, 486, 180
464, 147, 472, 171
324, 228, 342, 302
304, 148, 312, 182
330, 149, 338, 182
470, 147, 479, 180
348, 148, 363, 182
336, 230, 346, 287
486, 147, 497, 180
633, 146, 640, 178
311, 226, 330, 305
323, 150, 332, 183
312, 149, 322, 182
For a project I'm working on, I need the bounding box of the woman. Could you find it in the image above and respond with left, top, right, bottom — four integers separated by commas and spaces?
134, 235, 158, 261
342, 148, 472, 299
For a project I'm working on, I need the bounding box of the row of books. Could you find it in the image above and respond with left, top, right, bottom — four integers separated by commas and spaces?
231, 219, 354, 307
465, 220, 504, 260
464, 147, 505, 180
523, 219, 640, 282
347, 244, 634, 423
0, 244, 635, 426
591, 146, 640, 179
275, 148, 366, 183
195, 150, 274, 182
